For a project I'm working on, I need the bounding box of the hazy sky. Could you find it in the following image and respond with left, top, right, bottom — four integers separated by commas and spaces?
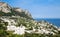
0, 0, 60, 18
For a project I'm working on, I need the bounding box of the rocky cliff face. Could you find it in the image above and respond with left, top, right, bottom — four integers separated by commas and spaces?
0, 2, 32, 19
0, 2, 11, 13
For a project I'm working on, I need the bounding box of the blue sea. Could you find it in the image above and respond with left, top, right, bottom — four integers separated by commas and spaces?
35, 18, 60, 27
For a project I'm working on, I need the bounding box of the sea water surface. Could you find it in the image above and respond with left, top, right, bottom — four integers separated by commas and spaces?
35, 18, 60, 27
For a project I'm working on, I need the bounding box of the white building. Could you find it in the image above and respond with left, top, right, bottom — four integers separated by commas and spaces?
13, 25, 25, 35
7, 25, 16, 31
7, 24, 26, 35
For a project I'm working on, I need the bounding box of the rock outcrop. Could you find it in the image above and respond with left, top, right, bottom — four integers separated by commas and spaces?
0, 2, 32, 19
0, 2, 11, 13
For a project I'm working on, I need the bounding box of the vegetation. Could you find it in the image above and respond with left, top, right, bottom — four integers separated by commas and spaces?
0, 17, 60, 37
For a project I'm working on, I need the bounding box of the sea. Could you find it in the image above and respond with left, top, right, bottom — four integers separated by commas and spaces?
35, 18, 60, 27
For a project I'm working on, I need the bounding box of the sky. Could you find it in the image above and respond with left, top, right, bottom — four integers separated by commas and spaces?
0, 0, 60, 18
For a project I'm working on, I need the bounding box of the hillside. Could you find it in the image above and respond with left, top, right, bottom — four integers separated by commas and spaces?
0, 2, 60, 37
